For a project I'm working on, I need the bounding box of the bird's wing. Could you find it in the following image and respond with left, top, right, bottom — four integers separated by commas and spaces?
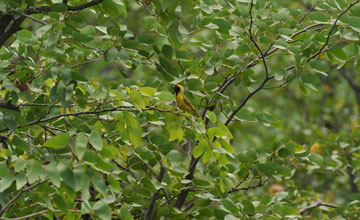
184, 96, 200, 117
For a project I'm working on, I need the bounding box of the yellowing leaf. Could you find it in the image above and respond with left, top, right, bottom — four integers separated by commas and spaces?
140, 87, 157, 96
168, 127, 183, 142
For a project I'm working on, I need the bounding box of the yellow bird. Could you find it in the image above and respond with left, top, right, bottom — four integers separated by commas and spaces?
173, 84, 201, 117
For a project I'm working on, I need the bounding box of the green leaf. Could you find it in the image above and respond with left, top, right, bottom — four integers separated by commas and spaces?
105, 47, 118, 62
351, 5, 360, 17
242, 200, 255, 216
108, 175, 122, 190
72, 31, 93, 42
92, 176, 107, 197
137, 34, 154, 44
162, 44, 173, 59
4, 114, 17, 131
329, 46, 347, 60
206, 111, 217, 123
94, 201, 112, 220
26, 160, 43, 184
258, 163, 275, 176
349, 193, 360, 200
168, 21, 182, 47
124, 111, 138, 128
221, 200, 238, 213
168, 127, 183, 142
75, 133, 88, 160
0, 173, 14, 192
193, 141, 206, 158
276, 166, 292, 177
58, 163, 75, 189
308, 11, 329, 22
219, 138, 234, 154
300, 74, 321, 84
120, 205, 134, 220
16, 172, 27, 190
309, 153, 323, 166
310, 60, 329, 75
128, 126, 143, 147
45, 162, 61, 187
90, 130, 103, 151
50, 3, 67, 12
140, 87, 157, 96
280, 206, 298, 216
43, 133, 70, 149
17, 30, 35, 44
181, 0, 191, 14
203, 147, 212, 163
212, 18, 231, 33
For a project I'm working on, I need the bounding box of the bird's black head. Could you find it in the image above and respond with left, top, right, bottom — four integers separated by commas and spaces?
173, 84, 181, 94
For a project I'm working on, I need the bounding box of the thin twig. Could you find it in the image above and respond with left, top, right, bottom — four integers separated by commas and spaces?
298, 200, 338, 214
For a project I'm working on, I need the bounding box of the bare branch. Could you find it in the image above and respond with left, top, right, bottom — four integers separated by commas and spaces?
299, 200, 338, 215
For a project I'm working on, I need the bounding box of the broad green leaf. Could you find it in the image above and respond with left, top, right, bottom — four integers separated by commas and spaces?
4, 114, 17, 131
329, 46, 347, 60
0, 173, 14, 192
137, 34, 154, 44
17, 30, 35, 44
242, 200, 255, 215
58, 163, 75, 189
120, 205, 134, 220
108, 175, 122, 190
43, 133, 70, 149
309, 153, 323, 166
92, 176, 107, 197
310, 60, 329, 75
280, 206, 298, 216
26, 160, 43, 184
45, 162, 61, 187
128, 126, 143, 147
90, 130, 103, 151
124, 111, 138, 128
162, 44, 173, 59
16, 172, 27, 190
94, 201, 112, 220
140, 87, 157, 96
221, 200, 238, 213
258, 163, 275, 176
219, 138, 234, 154
193, 141, 206, 158
308, 11, 329, 22
203, 147, 212, 163
168, 127, 183, 142
75, 133, 88, 159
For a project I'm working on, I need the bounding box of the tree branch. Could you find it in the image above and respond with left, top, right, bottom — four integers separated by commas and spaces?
144, 164, 166, 220
298, 200, 338, 215
0, 106, 173, 133
227, 177, 269, 194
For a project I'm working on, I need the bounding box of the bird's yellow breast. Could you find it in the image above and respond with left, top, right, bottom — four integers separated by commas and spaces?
176, 94, 193, 112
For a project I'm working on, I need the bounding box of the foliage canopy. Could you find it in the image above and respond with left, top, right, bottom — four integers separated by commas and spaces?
0, 0, 360, 219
